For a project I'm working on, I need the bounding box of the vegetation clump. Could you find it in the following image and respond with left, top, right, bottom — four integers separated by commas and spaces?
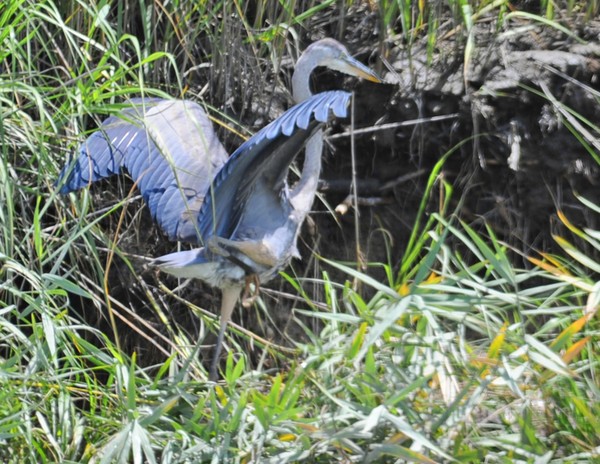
0, 0, 598, 462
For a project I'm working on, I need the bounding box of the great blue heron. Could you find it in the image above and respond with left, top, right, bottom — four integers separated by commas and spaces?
57, 38, 380, 380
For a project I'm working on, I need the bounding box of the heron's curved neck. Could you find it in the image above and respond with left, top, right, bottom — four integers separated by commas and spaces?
292, 51, 319, 103
290, 51, 322, 212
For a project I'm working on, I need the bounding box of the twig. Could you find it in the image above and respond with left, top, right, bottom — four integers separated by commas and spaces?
380, 168, 429, 191
349, 94, 365, 279
335, 195, 393, 215
327, 113, 459, 140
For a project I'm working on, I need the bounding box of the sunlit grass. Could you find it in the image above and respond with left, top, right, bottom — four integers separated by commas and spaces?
1, 0, 599, 462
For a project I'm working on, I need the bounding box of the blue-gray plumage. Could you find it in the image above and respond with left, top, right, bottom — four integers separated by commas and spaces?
58, 98, 229, 242
57, 38, 380, 380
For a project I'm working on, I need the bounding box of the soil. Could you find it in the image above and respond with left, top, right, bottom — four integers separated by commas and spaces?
90, 5, 600, 371
317, 9, 600, 267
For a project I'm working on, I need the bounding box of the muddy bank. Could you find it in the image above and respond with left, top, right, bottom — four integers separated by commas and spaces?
309, 11, 600, 270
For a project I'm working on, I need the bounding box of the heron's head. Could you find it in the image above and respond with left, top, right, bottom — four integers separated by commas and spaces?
302, 38, 381, 83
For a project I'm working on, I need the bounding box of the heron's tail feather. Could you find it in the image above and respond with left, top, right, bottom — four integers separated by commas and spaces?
153, 248, 213, 279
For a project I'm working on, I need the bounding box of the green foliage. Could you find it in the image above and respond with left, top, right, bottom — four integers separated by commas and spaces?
1, 0, 598, 462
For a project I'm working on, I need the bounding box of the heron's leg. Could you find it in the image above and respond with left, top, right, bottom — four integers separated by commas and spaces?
209, 286, 242, 381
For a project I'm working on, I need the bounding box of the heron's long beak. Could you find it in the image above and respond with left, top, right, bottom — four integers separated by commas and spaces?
339, 54, 382, 83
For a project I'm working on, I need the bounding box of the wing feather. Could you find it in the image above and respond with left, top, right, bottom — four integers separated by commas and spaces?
198, 90, 351, 240
58, 91, 351, 245
57, 98, 229, 242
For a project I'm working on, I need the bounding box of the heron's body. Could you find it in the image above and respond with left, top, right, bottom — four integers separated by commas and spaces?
57, 39, 379, 379
157, 209, 301, 285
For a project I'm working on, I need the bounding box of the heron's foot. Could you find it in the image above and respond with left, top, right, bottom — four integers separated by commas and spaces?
242, 274, 260, 308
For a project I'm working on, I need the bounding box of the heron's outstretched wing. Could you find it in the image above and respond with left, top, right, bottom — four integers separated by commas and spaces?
198, 90, 351, 240
57, 99, 228, 242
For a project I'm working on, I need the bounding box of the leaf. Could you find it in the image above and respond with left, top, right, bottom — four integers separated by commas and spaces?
525, 255, 593, 292
461, 220, 515, 284
557, 209, 585, 238
347, 322, 368, 360
380, 406, 454, 461
356, 296, 412, 361
321, 257, 398, 298
550, 315, 590, 351
33, 195, 44, 260
505, 11, 586, 44
366, 444, 438, 464
575, 194, 600, 214
488, 322, 508, 359
525, 335, 573, 377
43, 273, 93, 299
554, 235, 600, 273
131, 420, 157, 464
139, 396, 180, 427
562, 337, 590, 365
